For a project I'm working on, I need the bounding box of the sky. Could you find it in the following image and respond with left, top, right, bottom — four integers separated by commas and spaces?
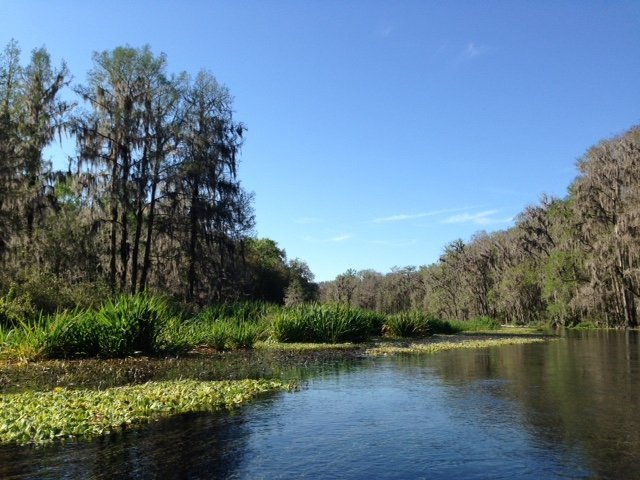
1, 1, 639, 281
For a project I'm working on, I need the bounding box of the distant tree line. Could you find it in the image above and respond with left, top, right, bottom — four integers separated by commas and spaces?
0, 40, 316, 311
320, 126, 640, 328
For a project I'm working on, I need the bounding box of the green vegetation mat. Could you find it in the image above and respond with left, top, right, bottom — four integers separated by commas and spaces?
367, 337, 548, 356
0, 379, 291, 446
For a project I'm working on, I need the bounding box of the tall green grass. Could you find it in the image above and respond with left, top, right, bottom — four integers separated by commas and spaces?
449, 315, 501, 332
0, 318, 47, 360
1, 296, 502, 361
184, 301, 273, 351
270, 304, 384, 343
46, 294, 172, 358
383, 312, 462, 338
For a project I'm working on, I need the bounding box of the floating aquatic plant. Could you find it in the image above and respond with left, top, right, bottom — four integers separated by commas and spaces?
0, 379, 292, 446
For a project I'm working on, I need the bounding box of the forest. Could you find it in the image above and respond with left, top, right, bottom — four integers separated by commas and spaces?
321, 126, 640, 329
0, 40, 316, 317
1, 40, 639, 330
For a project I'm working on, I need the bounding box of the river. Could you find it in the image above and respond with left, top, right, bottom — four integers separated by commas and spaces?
1, 330, 638, 479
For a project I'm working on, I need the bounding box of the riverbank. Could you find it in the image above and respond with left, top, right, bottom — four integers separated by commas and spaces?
0, 330, 553, 446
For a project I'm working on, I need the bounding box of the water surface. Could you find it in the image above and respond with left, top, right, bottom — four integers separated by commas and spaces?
2, 331, 639, 479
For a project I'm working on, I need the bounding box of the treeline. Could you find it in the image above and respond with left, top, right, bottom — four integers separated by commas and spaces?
0, 40, 316, 313
321, 126, 640, 328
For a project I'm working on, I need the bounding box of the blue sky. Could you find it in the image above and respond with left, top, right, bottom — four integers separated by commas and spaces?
2, 1, 639, 281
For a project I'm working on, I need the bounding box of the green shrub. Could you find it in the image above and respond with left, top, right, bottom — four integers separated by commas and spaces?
226, 321, 267, 349
5, 271, 110, 315
425, 317, 460, 334
197, 301, 276, 324
182, 302, 273, 351
0, 289, 36, 328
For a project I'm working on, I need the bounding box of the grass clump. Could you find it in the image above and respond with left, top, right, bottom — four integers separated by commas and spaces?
184, 302, 273, 351
43, 294, 171, 358
383, 311, 432, 338
270, 304, 379, 343
0, 378, 292, 446
449, 315, 501, 332
383, 312, 461, 338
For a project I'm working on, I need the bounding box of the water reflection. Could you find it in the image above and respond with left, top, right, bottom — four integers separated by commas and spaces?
1, 333, 639, 479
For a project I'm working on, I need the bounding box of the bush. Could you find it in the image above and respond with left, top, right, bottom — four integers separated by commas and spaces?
0, 289, 36, 328
425, 317, 460, 334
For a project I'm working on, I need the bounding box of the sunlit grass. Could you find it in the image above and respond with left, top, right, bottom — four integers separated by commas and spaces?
269, 304, 383, 343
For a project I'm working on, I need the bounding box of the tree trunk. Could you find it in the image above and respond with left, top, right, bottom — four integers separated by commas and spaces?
187, 178, 199, 300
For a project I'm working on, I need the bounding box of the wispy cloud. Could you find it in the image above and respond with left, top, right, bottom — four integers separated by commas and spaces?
456, 42, 488, 63
442, 209, 512, 226
372, 207, 476, 224
329, 234, 353, 242
373, 213, 430, 223
370, 239, 417, 247
304, 234, 353, 243
295, 217, 323, 225
376, 22, 395, 38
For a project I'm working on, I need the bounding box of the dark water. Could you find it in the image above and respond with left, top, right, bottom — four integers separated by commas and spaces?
2, 331, 639, 479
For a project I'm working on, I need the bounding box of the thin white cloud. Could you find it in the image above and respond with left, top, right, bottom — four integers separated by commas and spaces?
329, 234, 353, 242
373, 206, 477, 224
370, 239, 417, 247
373, 213, 430, 223
442, 209, 513, 225
295, 217, 323, 225
456, 42, 488, 63
304, 234, 353, 243
377, 22, 395, 38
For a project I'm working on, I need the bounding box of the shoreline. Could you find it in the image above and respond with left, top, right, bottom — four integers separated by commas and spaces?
0, 332, 553, 446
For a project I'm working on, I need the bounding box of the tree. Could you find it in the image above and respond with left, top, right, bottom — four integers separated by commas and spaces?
74, 45, 171, 292
284, 258, 318, 306
171, 70, 252, 301
0, 41, 69, 267
572, 127, 640, 327
243, 238, 289, 303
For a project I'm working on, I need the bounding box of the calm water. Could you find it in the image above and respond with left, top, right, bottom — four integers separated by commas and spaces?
2, 331, 639, 479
